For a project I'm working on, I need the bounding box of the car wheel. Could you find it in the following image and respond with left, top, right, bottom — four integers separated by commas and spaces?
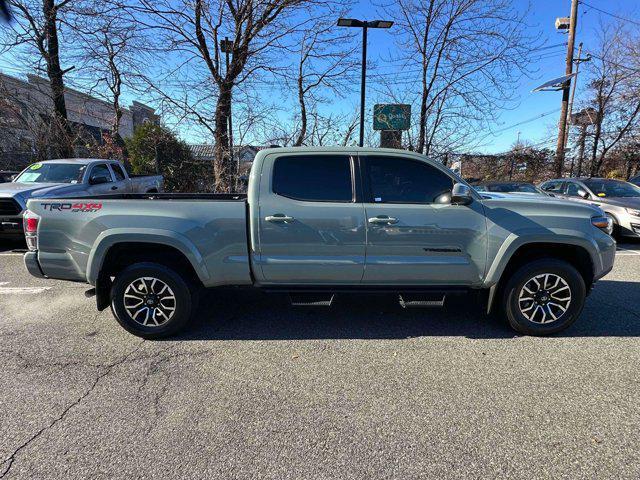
502, 259, 586, 336
110, 262, 193, 339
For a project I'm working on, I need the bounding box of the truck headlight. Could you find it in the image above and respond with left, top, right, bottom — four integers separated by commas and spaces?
591, 215, 613, 235
626, 208, 640, 218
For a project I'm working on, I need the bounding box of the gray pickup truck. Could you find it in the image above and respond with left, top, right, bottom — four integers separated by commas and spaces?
0, 159, 163, 238
23, 147, 615, 338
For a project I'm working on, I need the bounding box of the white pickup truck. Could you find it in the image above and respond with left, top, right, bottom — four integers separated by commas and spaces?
0, 158, 163, 238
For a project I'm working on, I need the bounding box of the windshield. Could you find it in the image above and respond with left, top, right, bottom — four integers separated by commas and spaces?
481, 183, 541, 193
583, 179, 640, 198
15, 163, 85, 184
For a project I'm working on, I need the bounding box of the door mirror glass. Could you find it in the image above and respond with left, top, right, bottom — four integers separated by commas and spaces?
577, 188, 589, 199
451, 183, 473, 205
89, 175, 111, 185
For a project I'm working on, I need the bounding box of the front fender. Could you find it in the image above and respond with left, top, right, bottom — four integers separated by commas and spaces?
86, 228, 210, 285
483, 230, 604, 287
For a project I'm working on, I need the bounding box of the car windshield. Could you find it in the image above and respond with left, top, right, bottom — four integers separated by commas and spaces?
14, 163, 85, 184
583, 179, 640, 198
484, 183, 540, 193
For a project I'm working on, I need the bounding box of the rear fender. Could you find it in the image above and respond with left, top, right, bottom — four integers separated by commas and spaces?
86, 229, 210, 285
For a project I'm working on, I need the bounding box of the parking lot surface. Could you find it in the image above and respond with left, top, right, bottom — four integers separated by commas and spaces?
1, 240, 639, 479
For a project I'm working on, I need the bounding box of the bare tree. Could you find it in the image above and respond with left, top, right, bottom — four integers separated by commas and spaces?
284, 17, 355, 146
135, 0, 331, 192
71, 2, 150, 144
583, 23, 640, 176
377, 0, 537, 156
2, 0, 85, 157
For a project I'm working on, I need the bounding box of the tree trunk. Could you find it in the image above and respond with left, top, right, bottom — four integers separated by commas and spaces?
294, 79, 306, 146
213, 84, 232, 192
43, 0, 73, 158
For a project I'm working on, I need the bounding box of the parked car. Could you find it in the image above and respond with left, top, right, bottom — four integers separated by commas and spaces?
540, 177, 640, 238
0, 171, 18, 183
23, 147, 614, 338
0, 159, 163, 239
473, 181, 548, 195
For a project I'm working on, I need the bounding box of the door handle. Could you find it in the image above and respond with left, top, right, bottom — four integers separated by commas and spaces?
111, 186, 118, 190
368, 216, 398, 225
265, 214, 294, 223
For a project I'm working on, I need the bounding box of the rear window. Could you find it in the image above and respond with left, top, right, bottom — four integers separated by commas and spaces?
272, 155, 353, 202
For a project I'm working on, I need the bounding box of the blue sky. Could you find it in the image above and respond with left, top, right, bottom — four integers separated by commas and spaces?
349, 0, 639, 153
1, 0, 638, 153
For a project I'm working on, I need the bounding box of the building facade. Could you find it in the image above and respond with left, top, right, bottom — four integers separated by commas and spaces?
0, 72, 158, 169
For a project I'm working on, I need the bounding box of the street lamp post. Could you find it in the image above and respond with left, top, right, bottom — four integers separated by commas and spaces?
220, 37, 236, 188
337, 18, 393, 147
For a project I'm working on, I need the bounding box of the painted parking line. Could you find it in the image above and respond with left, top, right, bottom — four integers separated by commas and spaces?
0, 286, 51, 295
617, 247, 640, 256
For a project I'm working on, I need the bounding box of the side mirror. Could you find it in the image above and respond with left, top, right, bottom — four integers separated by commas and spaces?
451, 183, 473, 206
89, 175, 111, 185
577, 188, 589, 199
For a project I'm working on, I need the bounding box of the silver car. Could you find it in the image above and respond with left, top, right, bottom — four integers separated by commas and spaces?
540, 177, 640, 238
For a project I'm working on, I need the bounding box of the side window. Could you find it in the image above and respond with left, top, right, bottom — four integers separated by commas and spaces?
541, 181, 564, 193
90, 164, 112, 183
272, 155, 353, 202
365, 156, 453, 204
565, 182, 581, 196
112, 164, 126, 181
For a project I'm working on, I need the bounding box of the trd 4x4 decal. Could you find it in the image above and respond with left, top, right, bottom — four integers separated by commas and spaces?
40, 202, 102, 213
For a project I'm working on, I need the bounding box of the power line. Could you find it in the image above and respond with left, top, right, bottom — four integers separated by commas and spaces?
580, 1, 640, 27
489, 108, 561, 135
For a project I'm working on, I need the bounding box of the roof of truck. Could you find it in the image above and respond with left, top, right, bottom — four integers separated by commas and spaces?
37, 158, 119, 165
258, 146, 422, 155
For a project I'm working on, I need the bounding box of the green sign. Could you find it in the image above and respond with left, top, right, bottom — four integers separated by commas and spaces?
373, 104, 411, 131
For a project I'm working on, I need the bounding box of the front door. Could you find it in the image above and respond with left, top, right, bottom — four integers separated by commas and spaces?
360, 154, 487, 286
256, 152, 366, 284
86, 163, 116, 195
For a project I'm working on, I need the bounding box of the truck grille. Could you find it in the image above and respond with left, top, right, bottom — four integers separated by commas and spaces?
0, 198, 22, 216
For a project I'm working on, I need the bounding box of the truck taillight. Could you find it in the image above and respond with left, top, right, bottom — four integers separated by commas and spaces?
23, 210, 39, 251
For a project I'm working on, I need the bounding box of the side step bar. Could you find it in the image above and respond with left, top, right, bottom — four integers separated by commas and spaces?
289, 293, 335, 307
398, 293, 446, 308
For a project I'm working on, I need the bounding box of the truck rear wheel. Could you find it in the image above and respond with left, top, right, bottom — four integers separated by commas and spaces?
502, 259, 586, 336
110, 262, 193, 339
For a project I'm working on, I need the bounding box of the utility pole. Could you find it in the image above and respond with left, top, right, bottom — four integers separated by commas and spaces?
554, 0, 579, 177
509, 131, 521, 180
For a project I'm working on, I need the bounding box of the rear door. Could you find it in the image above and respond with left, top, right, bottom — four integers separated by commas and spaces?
256, 152, 366, 284
360, 153, 487, 286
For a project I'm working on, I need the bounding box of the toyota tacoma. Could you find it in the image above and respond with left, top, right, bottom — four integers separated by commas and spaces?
22, 147, 615, 338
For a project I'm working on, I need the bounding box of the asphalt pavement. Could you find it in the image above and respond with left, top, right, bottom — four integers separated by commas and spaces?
1, 239, 639, 479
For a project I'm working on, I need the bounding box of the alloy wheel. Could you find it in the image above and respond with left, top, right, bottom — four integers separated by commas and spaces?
123, 277, 176, 327
518, 273, 572, 324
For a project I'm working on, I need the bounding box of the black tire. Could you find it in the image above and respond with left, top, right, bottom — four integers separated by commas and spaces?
605, 213, 619, 238
110, 262, 193, 339
502, 258, 586, 336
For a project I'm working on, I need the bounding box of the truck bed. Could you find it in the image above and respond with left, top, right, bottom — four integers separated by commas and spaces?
66, 193, 247, 201
27, 193, 252, 287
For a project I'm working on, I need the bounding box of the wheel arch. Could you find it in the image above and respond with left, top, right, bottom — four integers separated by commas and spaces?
486, 240, 595, 314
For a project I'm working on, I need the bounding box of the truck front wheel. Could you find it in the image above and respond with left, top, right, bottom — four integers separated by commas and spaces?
110, 262, 193, 339
502, 259, 586, 336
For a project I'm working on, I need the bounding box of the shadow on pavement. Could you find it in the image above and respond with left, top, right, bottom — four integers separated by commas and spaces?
173, 279, 640, 341
0, 239, 26, 253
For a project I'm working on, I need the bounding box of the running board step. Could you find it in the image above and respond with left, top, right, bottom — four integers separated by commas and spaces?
289, 293, 335, 307
398, 293, 445, 308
